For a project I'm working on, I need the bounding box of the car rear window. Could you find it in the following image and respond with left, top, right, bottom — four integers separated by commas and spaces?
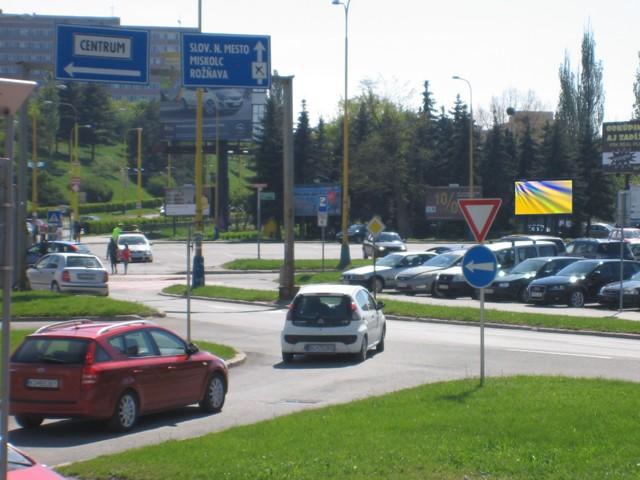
66, 256, 101, 268
12, 337, 89, 364
292, 295, 351, 323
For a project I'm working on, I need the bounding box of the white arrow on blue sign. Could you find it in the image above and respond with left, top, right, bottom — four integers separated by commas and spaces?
462, 245, 498, 288
56, 25, 149, 84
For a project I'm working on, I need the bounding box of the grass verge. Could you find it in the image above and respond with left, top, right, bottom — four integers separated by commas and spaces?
162, 284, 640, 335
2, 291, 158, 319
164, 285, 278, 303
222, 258, 371, 270
59, 376, 640, 479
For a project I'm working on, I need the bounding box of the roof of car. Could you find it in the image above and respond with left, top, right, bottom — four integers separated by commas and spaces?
31, 319, 158, 339
569, 238, 620, 243
487, 240, 555, 250
297, 284, 367, 296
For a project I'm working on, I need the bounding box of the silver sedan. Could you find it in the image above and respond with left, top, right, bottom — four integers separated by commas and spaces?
27, 252, 109, 296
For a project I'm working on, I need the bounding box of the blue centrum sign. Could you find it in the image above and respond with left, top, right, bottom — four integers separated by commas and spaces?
462, 245, 498, 289
182, 33, 271, 88
56, 25, 149, 84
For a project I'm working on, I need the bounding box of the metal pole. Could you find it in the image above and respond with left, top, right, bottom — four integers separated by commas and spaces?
257, 187, 262, 259
186, 224, 192, 343
480, 287, 485, 386
136, 128, 142, 209
192, 88, 205, 287
321, 226, 325, 272
1, 119, 15, 480
279, 76, 296, 300
17, 92, 28, 288
337, 0, 352, 268
32, 112, 38, 214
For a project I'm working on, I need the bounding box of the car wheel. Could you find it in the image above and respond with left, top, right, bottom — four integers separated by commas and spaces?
108, 390, 138, 432
355, 335, 368, 363
282, 352, 294, 364
370, 276, 384, 294
50, 281, 61, 293
376, 325, 386, 353
568, 290, 586, 308
199, 372, 226, 413
433, 286, 445, 298
520, 288, 530, 303
15, 415, 43, 429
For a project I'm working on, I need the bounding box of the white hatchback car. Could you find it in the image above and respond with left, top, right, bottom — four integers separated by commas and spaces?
281, 284, 386, 363
27, 253, 109, 296
117, 233, 153, 263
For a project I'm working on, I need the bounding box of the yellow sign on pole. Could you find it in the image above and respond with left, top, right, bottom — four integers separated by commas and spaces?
367, 215, 385, 237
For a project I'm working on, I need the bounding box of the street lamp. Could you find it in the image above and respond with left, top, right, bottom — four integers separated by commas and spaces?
124, 127, 143, 210
45, 100, 82, 233
333, 0, 352, 267
452, 75, 474, 197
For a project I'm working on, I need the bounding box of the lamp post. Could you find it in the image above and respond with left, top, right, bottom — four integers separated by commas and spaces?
123, 128, 143, 211
452, 76, 474, 197
333, 0, 352, 268
31, 110, 38, 215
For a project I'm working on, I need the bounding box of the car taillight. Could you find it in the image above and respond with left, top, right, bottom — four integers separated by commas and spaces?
82, 346, 98, 389
103, 272, 109, 283
350, 302, 361, 321
350, 302, 357, 312
286, 303, 293, 321
62, 270, 71, 282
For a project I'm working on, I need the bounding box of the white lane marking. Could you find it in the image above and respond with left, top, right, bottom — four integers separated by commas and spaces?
507, 348, 612, 360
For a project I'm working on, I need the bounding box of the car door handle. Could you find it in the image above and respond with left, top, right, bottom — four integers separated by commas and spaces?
132, 369, 143, 374
167, 366, 177, 370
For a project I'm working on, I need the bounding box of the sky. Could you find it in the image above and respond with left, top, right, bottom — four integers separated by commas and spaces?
3, 0, 640, 125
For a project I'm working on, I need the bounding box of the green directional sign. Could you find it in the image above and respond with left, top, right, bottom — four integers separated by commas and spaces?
260, 191, 275, 201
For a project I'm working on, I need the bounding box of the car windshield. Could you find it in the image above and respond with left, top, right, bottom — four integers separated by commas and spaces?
119, 236, 146, 246
66, 256, 101, 268
630, 271, 640, 281
75, 243, 91, 253
509, 258, 547, 275
555, 261, 597, 276
375, 254, 404, 267
12, 338, 89, 364
423, 252, 461, 267
374, 232, 401, 242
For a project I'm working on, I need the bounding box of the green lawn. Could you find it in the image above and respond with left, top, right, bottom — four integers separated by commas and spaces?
222, 258, 371, 270
60, 376, 640, 479
2, 291, 157, 318
162, 284, 640, 335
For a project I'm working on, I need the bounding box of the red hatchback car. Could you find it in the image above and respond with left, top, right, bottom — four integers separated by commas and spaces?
10, 319, 228, 432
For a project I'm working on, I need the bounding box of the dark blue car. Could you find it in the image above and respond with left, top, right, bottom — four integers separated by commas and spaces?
26, 241, 91, 267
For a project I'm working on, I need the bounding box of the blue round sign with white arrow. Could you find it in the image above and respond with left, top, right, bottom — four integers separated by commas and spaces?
462, 245, 498, 288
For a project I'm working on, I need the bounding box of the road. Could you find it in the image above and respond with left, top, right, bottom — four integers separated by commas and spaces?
9, 270, 640, 467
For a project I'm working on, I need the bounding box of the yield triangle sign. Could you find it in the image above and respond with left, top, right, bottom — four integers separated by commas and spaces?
458, 198, 502, 243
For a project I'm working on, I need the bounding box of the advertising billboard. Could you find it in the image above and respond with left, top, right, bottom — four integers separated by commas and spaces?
514, 180, 573, 215
294, 185, 341, 217
602, 121, 640, 173
424, 186, 482, 220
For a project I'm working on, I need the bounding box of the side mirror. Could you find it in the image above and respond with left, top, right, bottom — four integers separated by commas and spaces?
186, 342, 199, 355
376, 301, 385, 310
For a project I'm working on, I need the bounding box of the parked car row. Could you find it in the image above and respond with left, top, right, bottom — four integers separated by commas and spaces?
341, 235, 640, 310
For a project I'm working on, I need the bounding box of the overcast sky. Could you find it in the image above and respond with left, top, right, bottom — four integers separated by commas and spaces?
4, 0, 640, 125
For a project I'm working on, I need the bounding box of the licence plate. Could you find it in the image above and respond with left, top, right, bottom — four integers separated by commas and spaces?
26, 378, 59, 389
78, 274, 95, 280
305, 344, 335, 353
531, 291, 543, 298
484, 288, 494, 294
396, 282, 407, 288
439, 284, 449, 290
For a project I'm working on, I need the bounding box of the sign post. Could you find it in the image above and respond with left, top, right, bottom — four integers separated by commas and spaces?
458, 198, 502, 386
252, 183, 267, 259
366, 215, 386, 297
317, 196, 328, 272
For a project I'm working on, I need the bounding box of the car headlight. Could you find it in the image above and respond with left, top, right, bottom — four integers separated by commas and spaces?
548, 285, 566, 291
400, 245, 406, 251
377, 246, 385, 251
